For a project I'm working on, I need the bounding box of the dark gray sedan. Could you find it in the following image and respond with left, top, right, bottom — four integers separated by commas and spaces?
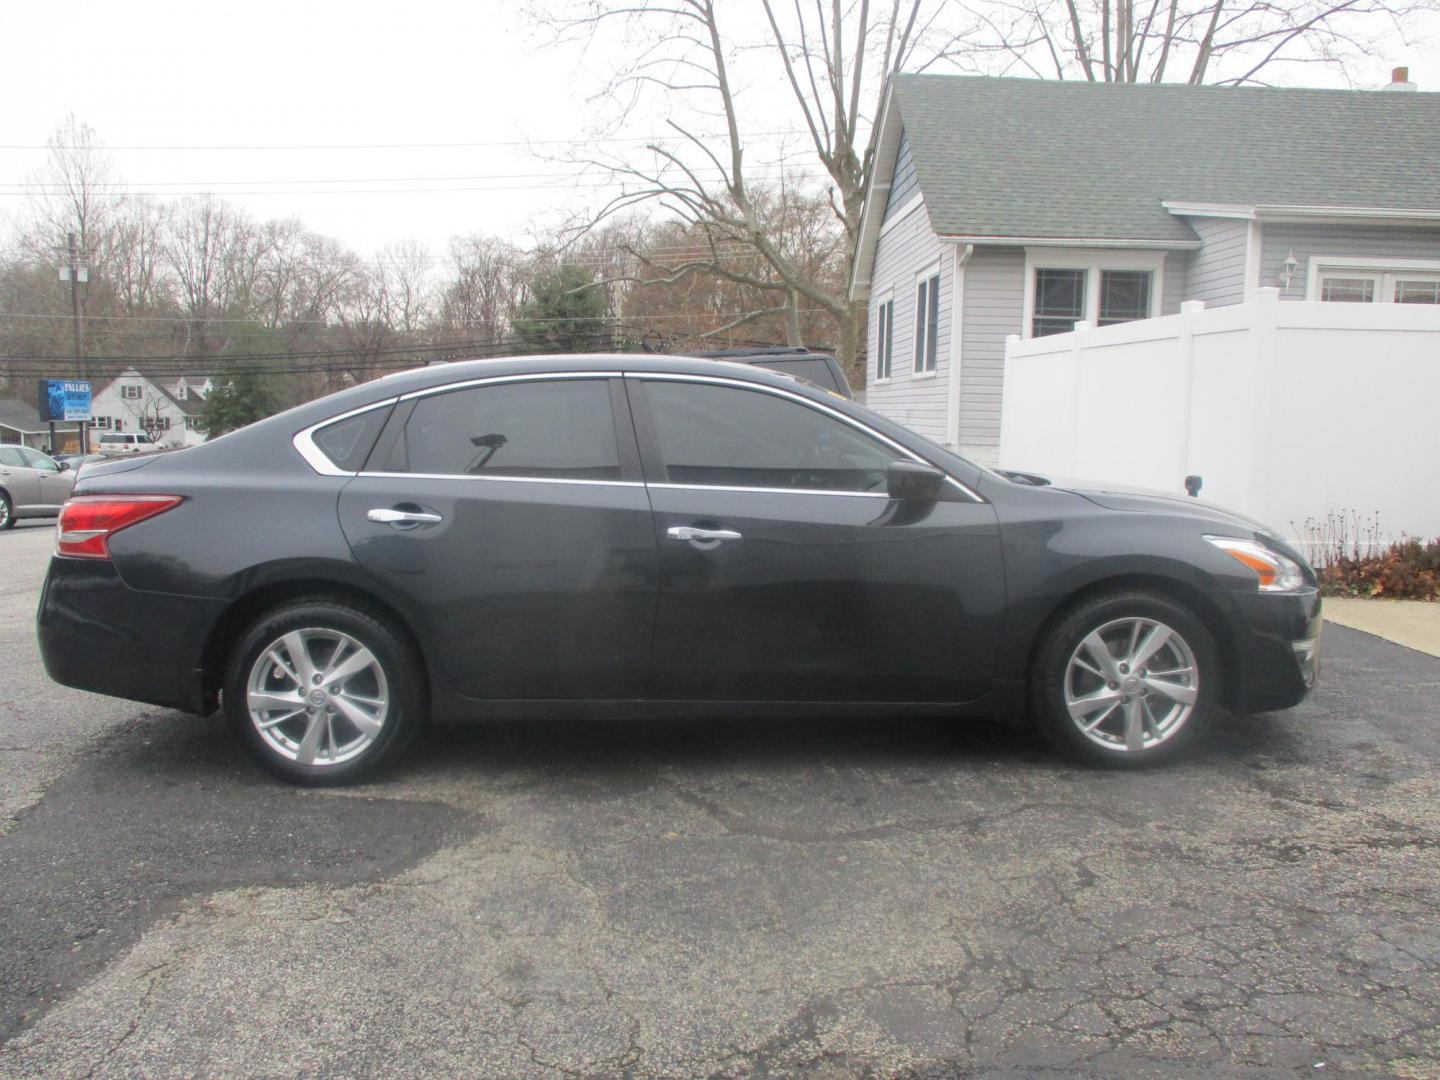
37, 355, 1320, 784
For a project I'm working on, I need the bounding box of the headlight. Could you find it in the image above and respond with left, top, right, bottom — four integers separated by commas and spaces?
1204, 536, 1305, 593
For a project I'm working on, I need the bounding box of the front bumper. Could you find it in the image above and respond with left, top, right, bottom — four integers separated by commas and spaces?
37, 556, 225, 715
1225, 586, 1322, 713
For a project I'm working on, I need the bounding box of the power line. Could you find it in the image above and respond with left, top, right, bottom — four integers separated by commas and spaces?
0, 131, 810, 152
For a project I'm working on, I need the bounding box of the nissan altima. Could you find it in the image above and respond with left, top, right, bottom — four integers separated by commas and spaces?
37, 355, 1321, 784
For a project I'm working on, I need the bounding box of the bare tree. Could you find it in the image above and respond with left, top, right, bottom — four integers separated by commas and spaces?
438, 234, 529, 345
946, 0, 1435, 86
535, 0, 948, 379
19, 114, 118, 267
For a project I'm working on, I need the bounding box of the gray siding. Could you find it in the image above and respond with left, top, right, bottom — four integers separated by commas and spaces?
1260, 223, 1440, 298
958, 247, 1024, 447
1160, 252, 1184, 315
882, 131, 920, 222
865, 199, 951, 444
1183, 217, 1249, 307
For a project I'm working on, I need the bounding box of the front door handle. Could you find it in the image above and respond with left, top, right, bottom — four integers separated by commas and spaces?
667, 526, 742, 543
367, 507, 443, 526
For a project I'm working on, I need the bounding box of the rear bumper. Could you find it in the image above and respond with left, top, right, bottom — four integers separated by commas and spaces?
37, 556, 225, 715
1225, 587, 1322, 713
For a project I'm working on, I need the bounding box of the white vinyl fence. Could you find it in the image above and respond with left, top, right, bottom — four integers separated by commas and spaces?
999, 289, 1440, 553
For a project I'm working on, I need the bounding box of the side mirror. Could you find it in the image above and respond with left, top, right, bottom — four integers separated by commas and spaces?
57, 460, 70, 472
886, 460, 945, 501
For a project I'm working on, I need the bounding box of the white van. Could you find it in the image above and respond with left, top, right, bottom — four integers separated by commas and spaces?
97, 432, 161, 456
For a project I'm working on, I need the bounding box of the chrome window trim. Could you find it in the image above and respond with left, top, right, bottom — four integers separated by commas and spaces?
292, 398, 399, 477
629, 371, 984, 502
396, 370, 622, 402
648, 482, 889, 499
356, 470, 643, 489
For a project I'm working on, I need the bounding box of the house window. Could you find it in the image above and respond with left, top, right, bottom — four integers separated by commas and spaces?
1033, 269, 1086, 336
1310, 259, 1440, 304
875, 297, 894, 380
914, 271, 939, 374
1396, 280, 1440, 304
120, 385, 142, 400
1319, 276, 1376, 303
157, 417, 172, 431
93, 416, 112, 430
1098, 271, 1153, 325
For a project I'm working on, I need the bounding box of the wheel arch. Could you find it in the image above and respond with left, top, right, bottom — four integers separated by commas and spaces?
201, 575, 431, 702
1022, 573, 1240, 711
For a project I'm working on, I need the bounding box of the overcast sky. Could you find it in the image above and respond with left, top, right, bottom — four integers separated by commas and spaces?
2, 0, 1437, 261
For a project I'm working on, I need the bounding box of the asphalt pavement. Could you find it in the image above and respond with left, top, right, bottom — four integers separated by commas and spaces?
1, 519, 1437, 1078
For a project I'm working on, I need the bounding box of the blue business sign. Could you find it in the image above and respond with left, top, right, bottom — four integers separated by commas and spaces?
37, 379, 92, 423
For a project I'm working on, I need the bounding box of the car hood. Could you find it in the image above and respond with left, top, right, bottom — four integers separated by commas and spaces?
997, 470, 1276, 536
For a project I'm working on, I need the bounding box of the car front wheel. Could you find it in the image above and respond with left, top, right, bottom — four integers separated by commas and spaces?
1031, 591, 1218, 767
0, 492, 13, 530
224, 598, 423, 785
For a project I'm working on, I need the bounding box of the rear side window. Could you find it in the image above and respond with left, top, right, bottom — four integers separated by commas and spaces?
390, 379, 621, 480
752, 357, 846, 395
312, 406, 392, 472
0, 447, 23, 467
101, 435, 124, 444
641, 380, 891, 492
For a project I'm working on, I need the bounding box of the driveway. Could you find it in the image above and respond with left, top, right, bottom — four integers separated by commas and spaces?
1, 520, 1437, 1077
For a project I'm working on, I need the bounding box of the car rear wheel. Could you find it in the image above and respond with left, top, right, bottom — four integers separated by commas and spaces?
224, 598, 423, 785
0, 492, 13, 530
1030, 591, 1217, 767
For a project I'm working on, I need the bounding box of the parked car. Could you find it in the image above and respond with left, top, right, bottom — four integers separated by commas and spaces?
0, 445, 76, 529
37, 355, 1320, 784
684, 347, 854, 398
97, 432, 161, 455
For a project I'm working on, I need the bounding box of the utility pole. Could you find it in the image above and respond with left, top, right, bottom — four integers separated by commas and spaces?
59, 231, 88, 452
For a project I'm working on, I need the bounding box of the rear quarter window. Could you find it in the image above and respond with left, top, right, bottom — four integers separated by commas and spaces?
311, 406, 393, 472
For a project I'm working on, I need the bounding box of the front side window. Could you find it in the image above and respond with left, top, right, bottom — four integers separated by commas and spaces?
1033, 268, 1087, 336
914, 273, 940, 373
390, 379, 621, 481
642, 380, 893, 493
875, 298, 894, 380
18, 447, 58, 471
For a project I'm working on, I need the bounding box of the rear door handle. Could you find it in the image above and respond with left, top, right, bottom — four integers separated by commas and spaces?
667, 526, 742, 543
367, 508, 443, 526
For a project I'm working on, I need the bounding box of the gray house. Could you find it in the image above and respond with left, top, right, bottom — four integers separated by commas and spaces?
849, 72, 1440, 464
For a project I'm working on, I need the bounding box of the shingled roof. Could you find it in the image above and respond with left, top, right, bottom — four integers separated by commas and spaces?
851, 74, 1440, 295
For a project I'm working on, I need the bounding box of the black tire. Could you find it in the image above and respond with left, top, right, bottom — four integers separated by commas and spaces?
1029, 590, 1219, 768
223, 597, 424, 786
0, 491, 14, 530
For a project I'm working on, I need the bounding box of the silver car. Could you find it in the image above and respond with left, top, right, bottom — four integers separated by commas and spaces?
0, 446, 75, 529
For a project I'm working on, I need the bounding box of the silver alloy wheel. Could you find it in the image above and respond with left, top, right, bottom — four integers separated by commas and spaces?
1063, 616, 1199, 753
245, 628, 389, 767
0, 497, 10, 527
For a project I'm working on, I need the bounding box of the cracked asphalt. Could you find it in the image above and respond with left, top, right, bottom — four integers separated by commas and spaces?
2, 520, 1438, 1077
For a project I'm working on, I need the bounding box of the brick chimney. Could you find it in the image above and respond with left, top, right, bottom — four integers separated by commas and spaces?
1383, 66, 1417, 92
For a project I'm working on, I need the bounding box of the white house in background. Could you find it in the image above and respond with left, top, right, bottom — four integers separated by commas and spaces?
89, 369, 211, 450
848, 69, 1440, 466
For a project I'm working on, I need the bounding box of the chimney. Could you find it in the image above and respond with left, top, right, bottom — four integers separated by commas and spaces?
1383, 66, 1417, 92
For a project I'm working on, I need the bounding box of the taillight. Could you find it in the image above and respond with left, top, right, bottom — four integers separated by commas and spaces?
57, 495, 183, 559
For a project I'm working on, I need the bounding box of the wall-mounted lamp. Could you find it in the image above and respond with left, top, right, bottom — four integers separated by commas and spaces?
1280, 251, 1298, 289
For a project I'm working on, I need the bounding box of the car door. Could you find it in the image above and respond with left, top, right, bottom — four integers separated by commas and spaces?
18, 448, 73, 507
336, 374, 657, 701
0, 447, 40, 507
628, 374, 1005, 703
